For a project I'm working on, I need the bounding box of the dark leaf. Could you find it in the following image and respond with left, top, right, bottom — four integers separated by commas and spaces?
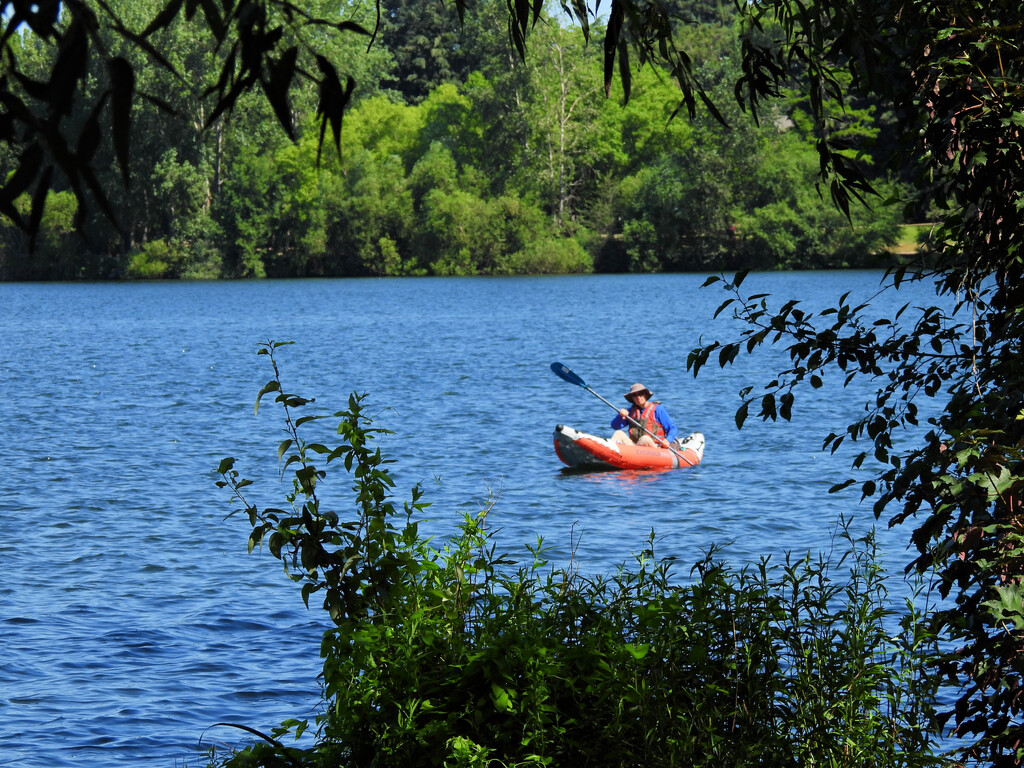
508, 0, 536, 60
198, 0, 226, 40
779, 392, 793, 421
108, 57, 135, 187
335, 20, 372, 36
109, 27, 178, 76
255, 379, 281, 414
563, 0, 590, 40
140, 0, 186, 37
735, 401, 749, 430
11, 72, 52, 102
76, 109, 102, 165
27, 165, 54, 250
829, 479, 856, 494
0, 142, 44, 207
264, 46, 299, 139
75, 154, 122, 231
316, 56, 353, 163
138, 91, 179, 116
49, 17, 90, 116
603, 0, 623, 97
697, 88, 727, 125
617, 39, 631, 103
718, 343, 739, 367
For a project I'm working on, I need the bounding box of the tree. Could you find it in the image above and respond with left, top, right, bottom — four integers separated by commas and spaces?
522, 24, 604, 226
0, 0, 367, 252
379, 0, 543, 104
329, 147, 416, 275
377, 0, 462, 102
685, 0, 1024, 760
0, 0, 728, 258
665, 0, 738, 27
0, 188, 80, 278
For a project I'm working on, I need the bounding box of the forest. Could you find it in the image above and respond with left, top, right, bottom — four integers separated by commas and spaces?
0, 0, 910, 280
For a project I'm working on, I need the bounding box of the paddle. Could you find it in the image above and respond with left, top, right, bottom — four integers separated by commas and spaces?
550, 361, 687, 461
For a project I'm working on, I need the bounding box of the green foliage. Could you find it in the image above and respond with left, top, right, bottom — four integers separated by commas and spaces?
376, 0, 514, 105
619, 155, 728, 272
346, 96, 426, 170
0, 0, 370, 250
417, 83, 489, 174
606, 46, 900, 274
125, 239, 175, 279
124, 236, 224, 279
330, 149, 415, 276
731, 133, 899, 269
6, 0, 1021, 759
684, 0, 1024, 760
0, 189, 83, 279
378, 0, 469, 104
507, 236, 592, 275
212, 342, 948, 768
415, 188, 564, 276
0, 0, 904, 278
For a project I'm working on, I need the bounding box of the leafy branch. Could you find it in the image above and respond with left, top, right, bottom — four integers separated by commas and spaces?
217, 339, 432, 624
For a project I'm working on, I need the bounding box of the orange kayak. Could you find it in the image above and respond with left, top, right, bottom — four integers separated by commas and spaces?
553, 425, 705, 471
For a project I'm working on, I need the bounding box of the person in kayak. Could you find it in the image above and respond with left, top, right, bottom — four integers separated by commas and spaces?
610, 383, 679, 448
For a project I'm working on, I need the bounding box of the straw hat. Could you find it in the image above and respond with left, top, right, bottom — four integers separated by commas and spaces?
623, 383, 653, 401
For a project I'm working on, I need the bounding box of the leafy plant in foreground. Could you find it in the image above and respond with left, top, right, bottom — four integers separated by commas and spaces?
212, 341, 949, 768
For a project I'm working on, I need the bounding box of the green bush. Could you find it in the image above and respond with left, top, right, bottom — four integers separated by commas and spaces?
418, 190, 562, 275
125, 239, 176, 279
125, 237, 223, 279
212, 343, 949, 768
0, 189, 83, 279
507, 237, 592, 274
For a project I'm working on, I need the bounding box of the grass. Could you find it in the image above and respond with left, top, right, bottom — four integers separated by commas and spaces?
889, 223, 934, 255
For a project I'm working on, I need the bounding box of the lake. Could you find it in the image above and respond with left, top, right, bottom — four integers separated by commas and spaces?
0, 272, 945, 767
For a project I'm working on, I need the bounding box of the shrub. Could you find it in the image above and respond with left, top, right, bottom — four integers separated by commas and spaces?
125, 237, 223, 279
125, 239, 176, 279
507, 237, 592, 274
0, 189, 83, 279
211, 343, 949, 768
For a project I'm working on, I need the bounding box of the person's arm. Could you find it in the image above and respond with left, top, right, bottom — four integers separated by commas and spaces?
655, 404, 678, 444
611, 411, 630, 430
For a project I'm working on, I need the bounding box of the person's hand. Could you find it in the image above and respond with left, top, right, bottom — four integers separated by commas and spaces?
619, 408, 629, 419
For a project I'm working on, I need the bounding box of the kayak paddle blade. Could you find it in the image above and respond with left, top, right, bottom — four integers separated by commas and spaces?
551, 362, 587, 388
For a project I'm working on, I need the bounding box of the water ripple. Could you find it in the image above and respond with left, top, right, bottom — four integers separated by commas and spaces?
0, 273, 949, 767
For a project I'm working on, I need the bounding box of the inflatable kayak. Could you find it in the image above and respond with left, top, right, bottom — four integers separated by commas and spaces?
553, 424, 705, 471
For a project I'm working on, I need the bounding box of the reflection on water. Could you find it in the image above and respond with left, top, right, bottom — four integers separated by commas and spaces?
560, 465, 685, 485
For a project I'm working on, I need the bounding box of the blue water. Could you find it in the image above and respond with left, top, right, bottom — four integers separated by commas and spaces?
0, 272, 948, 767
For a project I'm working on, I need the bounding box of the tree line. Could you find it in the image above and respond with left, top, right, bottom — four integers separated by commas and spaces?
0, 0, 905, 280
